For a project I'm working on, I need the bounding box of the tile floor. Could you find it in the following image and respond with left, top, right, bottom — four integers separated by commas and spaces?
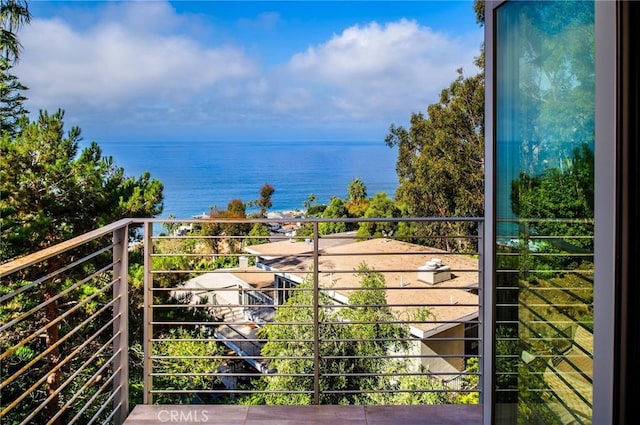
123, 404, 482, 424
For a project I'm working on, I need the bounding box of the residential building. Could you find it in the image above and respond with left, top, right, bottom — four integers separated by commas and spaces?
244, 236, 480, 377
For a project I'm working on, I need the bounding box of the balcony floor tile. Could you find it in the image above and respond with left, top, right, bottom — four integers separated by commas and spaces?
123, 404, 482, 424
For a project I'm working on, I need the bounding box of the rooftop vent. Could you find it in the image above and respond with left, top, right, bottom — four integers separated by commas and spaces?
417, 258, 451, 284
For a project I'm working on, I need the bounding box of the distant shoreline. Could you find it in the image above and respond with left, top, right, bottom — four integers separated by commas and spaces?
186, 209, 308, 220
100, 139, 398, 220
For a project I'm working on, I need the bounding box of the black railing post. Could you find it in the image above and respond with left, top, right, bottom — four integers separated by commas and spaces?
313, 221, 320, 404
113, 224, 129, 424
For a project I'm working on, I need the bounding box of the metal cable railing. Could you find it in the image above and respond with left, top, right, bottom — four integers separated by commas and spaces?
139, 217, 483, 407
1, 217, 483, 424
0, 219, 132, 425
494, 218, 594, 424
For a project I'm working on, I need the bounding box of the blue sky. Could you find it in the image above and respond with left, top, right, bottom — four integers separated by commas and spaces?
16, 1, 483, 142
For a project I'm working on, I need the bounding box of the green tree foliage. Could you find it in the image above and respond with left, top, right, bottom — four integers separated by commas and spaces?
303, 192, 318, 210
1, 0, 30, 62
252, 263, 450, 406
511, 143, 594, 252
127, 241, 233, 407
0, 110, 163, 424
1, 6, 165, 421
0, 110, 163, 260
246, 222, 270, 247
305, 203, 327, 217
507, 1, 594, 181
367, 372, 454, 405
342, 264, 408, 358
223, 198, 251, 251
202, 198, 251, 254
473, 0, 484, 27
1, 57, 27, 135
252, 278, 322, 405
252, 183, 275, 217
151, 237, 199, 289
347, 177, 367, 203
303, 193, 330, 218
151, 327, 225, 404
346, 198, 368, 219
0, 0, 30, 135
455, 356, 479, 404
385, 66, 484, 251
319, 196, 348, 235
161, 214, 180, 236
356, 192, 400, 238
345, 177, 369, 218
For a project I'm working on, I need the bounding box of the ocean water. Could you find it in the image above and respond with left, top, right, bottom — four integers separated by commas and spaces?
95, 140, 399, 218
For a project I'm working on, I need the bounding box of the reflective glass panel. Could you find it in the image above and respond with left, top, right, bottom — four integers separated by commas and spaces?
494, 1, 595, 423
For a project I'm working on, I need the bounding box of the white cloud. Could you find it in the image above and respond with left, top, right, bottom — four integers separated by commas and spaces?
12, 2, 482, 140
16, 2, 257, 113
95, 0, 186, 35
281, 19, 481, 120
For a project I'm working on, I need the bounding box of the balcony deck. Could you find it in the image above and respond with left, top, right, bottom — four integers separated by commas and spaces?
123, 404, 482, 425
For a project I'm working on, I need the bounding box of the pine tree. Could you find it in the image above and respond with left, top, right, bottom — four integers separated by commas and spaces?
0, 57, 27, 134
0, 0, 31, 136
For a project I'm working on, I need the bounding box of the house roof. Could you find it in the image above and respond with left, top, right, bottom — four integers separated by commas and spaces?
243, 231, 357, 259
242, 237, 480, 337
174, 269, 275, 306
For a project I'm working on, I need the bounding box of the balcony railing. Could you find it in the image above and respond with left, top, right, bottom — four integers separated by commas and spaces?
0, 217, 483, 425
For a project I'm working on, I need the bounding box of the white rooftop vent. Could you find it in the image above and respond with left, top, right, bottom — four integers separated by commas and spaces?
417, 258, 451, 284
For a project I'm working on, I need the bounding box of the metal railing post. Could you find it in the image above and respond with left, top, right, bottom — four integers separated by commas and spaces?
312, 221, 320, 405
113, 224, 129, 424
143, 221, 154, 404
477, 220, 484, 409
